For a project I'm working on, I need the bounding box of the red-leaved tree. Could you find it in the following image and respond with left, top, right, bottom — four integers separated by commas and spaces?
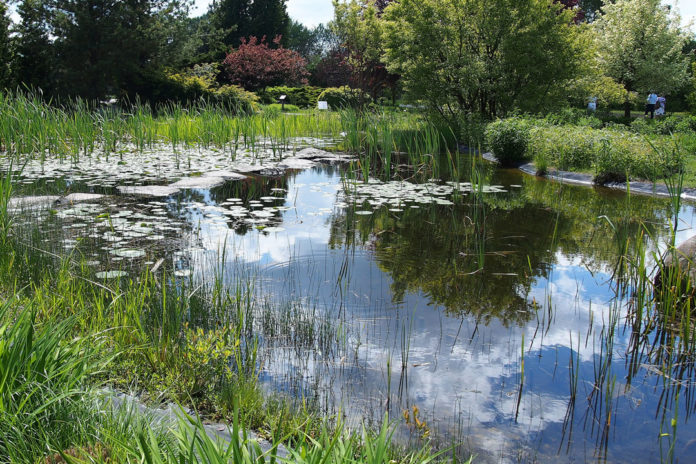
223, 36, 309, 91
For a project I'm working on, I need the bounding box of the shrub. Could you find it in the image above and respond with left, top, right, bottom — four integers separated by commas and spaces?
631, 115, 696, 135
544, 108, 602, 129
164, 73, 258, 113
526, 123, 684, 183
264, 103, 300, 113
257, 86, 324, 108
528, 125, 596, 171
131, 67, 258, 113
317, 86, 370, 109
223, 36, 309, 91
484, 117, 532, 166
674, 115, 696, 133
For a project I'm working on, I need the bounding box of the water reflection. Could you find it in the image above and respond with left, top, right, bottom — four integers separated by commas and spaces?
202, 166, 690, 463
9, 158, 696, 463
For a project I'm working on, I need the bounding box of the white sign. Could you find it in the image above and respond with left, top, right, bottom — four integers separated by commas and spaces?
317, 101, 329, 110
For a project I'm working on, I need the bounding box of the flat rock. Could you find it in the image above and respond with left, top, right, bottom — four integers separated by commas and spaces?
203, 170, 247, 181
117, 185, 180, 197
169, 176, 226, 189
232, 163, 272, 174
294, 148, 353, 162
258, 167, 286, 177
655, 235, 696, 289
278, 158, 316, 170
62, 193, 106, 203
294, 147, 334, 159
8, 195, 60, 210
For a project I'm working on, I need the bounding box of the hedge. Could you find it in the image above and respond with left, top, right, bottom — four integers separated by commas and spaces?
257, 86, 324, 108
527, 125, 684, 183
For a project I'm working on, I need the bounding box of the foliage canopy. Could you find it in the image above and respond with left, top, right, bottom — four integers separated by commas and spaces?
382, 0, 585, 121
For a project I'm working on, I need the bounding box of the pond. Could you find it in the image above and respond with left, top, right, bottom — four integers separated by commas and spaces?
3, 142, 696, 463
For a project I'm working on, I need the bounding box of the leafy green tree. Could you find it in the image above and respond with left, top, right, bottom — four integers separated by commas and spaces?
382, 0, 584, 121
332, 0, 398, 103
688, 62, 696, 114
12, 0, 55, 92
0, 1, 12, 88
593, 0, 690, 117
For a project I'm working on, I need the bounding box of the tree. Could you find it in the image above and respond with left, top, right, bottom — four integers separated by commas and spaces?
382, 0, 584, 121
12, 0, 55, 92
47, 0, 192, 98
331, 0, 399, 103
222, 36, 309, 91
0, 1, 12, 88
312, 49, 353, 87
211, 0, 289, 55
593, 0, 690, 117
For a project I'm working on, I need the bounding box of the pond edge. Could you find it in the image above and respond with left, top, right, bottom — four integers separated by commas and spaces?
480, 152, 696, 202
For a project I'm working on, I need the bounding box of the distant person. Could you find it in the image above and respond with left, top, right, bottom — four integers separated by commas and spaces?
655, 96, 666, 117
645, 91, 658, 119
587, 96, 597, 114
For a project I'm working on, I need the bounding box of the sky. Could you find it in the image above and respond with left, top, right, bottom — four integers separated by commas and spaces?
666, 0, 696, 29
192, 0, 335, 27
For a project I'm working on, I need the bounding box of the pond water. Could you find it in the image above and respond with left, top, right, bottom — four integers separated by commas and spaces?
4, 143, 696, 463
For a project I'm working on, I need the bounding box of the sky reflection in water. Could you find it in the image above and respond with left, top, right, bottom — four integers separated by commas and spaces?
175, 166, 696, 463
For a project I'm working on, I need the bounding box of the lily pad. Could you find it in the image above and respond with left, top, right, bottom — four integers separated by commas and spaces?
96, 270, 128, 279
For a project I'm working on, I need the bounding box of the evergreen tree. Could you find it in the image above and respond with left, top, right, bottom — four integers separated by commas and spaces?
212, 0, 289, 54
48, 0, 191, 98
0, 1, 12, 88
13, 0, 55, 92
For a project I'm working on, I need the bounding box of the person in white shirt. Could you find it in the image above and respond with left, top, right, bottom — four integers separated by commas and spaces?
655, 96, 666, 117
645, 92, 658, 119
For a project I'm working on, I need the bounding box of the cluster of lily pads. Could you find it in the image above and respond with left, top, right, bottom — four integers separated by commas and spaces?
0, 143, 353, 191
341, 179, 512, 214
47, 199, 191, 279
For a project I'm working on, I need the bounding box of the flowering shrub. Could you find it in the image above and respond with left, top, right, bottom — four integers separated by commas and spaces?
223, 36, 309, 91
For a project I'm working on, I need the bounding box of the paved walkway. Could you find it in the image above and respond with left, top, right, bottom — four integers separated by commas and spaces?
104, 390, 289, 458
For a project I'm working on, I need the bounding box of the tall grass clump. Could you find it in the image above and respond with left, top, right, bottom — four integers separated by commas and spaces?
0, 299, 105, 462
0, 90, 345, 161
339, 109, 456, 179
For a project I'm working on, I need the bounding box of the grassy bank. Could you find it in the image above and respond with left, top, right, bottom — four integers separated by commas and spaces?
485, 111, 696, 186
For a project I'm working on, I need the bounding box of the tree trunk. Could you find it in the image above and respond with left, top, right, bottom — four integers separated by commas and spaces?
624, 90, 631, 119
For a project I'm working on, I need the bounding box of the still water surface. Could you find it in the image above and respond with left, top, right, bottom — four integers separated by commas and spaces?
8, 150, 696, 463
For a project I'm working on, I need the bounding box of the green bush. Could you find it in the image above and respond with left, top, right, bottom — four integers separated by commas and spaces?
166, 73, 259, 113
264, 103, 301, 113
675, 115, 696, 133
544, 108, 603, 129
527, 124, 684, 183
528, 125, 596, 171
484, 117, 532, 166
317, 86, 371, 109
631, 115, 696, 135
130, 67, 258, 113
257, 86, 324, 108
